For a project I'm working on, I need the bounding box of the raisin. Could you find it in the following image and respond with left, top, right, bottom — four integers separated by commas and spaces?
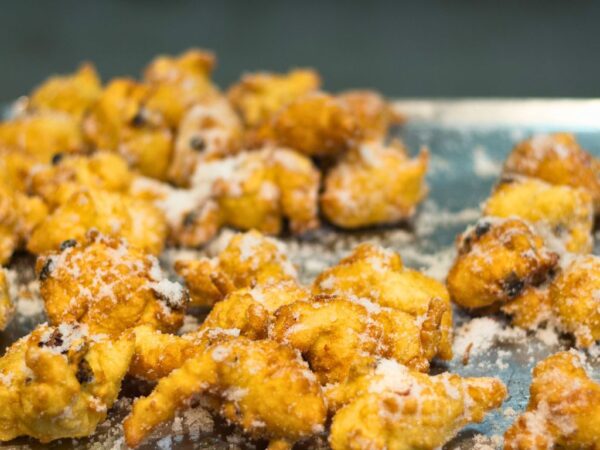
76, 359, 94, 384
183, 211, 197, 227
130, 110, 146, 127
51, 153, 64, 165
39, 258, 55, 281
60, 239, 78, 251
189, 136, 206, 152
474, 221, 491, 238
503, 272, 524, 299
38, 328, 63, 349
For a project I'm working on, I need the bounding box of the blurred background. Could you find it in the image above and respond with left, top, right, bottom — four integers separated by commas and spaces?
1, 0, 600, 103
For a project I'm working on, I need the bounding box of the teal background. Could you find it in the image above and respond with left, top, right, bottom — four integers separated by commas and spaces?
1, 0, 600, 102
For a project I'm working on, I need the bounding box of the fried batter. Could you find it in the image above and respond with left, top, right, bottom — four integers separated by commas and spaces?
83, 78, 173, 180
29, 151, 134, 209
549, 255, 600, 348
0, 323, 134, 442
143, 49, 220, 127
337, 90, 404, 141
169, 97, 243, 186
228, 69, 321, 128
313, 243, 453, 360
0, 112, 85, 163
175, 230, 297, 305
124, 336, 327, 449
484, 177, 594, 253
504, 133, 600, 211
321, 140, 428, 228
504, 351, 600, 450
447, 217, 558, 310
151, 148, 320, 247
27, 188, 167, 255
37, 232, 187, 336
28, 63, 102, 120
201, 280, 308, 339
0, 184, 48, 264
0, 269, 13, 331
270, 294, 442, 385
253, 92, 361, 156
329, 359, 507, 450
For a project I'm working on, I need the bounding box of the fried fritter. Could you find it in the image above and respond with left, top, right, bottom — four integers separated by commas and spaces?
253, 92, 361, 156
0, 323, 134, 442
37, 232, 187, 336
504, 133, 600, 211
0, 112, 85, 163
321, 140, 428, 228
0, 184, 48, 264
124, 336, 327, 449
504, 351, 600, 450
501, 285, 552, 330
147, 148, 320, 247
484, 177, 594, 253
175, 230, 297, 305
549, 255, 600, 348
228, 69, 321, 128
169, 97, 243, 186
337, 90, 404, 141
28, 63, 102, 120
313, 243, 453, 360
0, 269, 13, 331
0, 148, 38, 193
29, 151, 133, 209
143, 49, 220, 127
328, 359, 507, 450
83, 78, 173, 180
27, 188, 167, 255
270, 294, 443, 385
201, 280, 308, 339
447, 217, 558, 310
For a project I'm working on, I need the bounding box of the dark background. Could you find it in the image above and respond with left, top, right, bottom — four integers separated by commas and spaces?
1, 0, 600, 103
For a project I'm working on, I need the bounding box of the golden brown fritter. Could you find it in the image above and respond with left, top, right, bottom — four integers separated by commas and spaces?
169, 97, 243, 186
253, 92, 362, 156
0, 148, 38, 193
321, 140, 428, 228
549, 255, 600, 348
201, 280, 308, 339
27, 188, 167, 255
447, 217, 558, 310
0, 184, 48, 265
175, 230, 297, 306
270, 295, 442, 385
0, 112, 85, 163
484, 177, 594, 254
501, 285, 552, 330
0, 323, 134, 442
504, 133, 600, 211
227, 69, 321, 128
337, 90, 404, 141
328, 359, 507, 450
124, 336, 327, 449
143, 49, 220, 128
0, 269, 13, 331
29, 151, 134, 209
504, 351, 600, 450
83, 78, 173, 180
37, 232, 187, 336
146, 148, 320, 247
28, 63, 102, 120
313, 243, 453, 360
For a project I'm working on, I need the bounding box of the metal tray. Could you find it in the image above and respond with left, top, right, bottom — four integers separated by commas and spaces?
2, 99, 600, 450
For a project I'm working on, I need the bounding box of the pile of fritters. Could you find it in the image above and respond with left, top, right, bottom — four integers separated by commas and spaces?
0, 50, 599, 449
448, 133, 600, 349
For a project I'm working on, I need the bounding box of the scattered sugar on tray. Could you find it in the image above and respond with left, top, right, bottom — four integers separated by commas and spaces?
416, 200, 480, 237
473, 145, 501, 178
470, 433, 503, 450
453, 317, 526, 359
